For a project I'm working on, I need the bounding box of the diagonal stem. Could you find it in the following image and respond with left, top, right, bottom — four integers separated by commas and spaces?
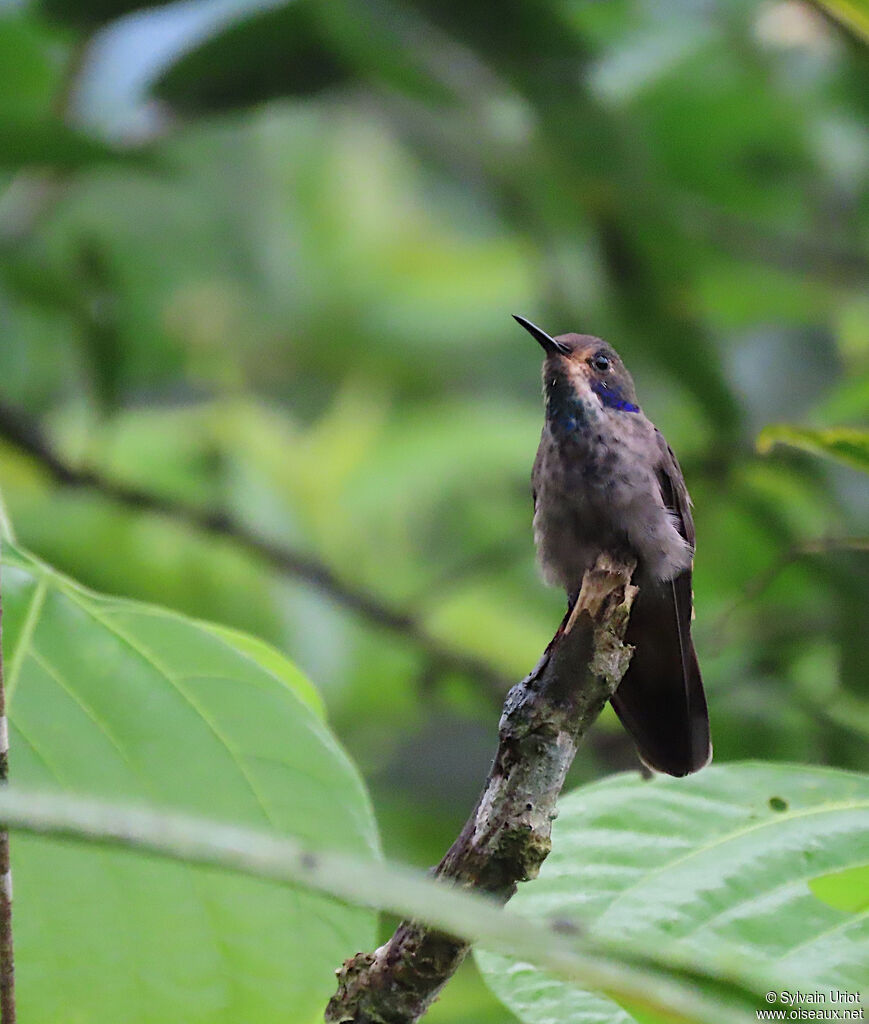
0, 398, 511, 697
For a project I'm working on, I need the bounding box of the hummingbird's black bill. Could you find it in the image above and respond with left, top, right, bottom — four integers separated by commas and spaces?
513, 314, 571, 355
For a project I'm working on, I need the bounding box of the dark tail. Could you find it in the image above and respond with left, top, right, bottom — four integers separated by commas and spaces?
611, 569, 711, 777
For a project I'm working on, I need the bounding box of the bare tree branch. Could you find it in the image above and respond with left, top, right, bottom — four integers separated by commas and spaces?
326, 553, 637, 1024
705, 535, 869, 651
677, 198, 869, 286
0, 398, 512, 696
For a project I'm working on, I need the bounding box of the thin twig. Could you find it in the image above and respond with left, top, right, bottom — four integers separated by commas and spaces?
0, 538, 15, 1023
326, 553, 638, 1023
0, 398, 512, 696
705, 535, 869, 651
678, 198, 869, 286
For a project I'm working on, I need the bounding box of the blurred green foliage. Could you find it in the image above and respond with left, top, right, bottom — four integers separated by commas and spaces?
0, 0, 867, 1019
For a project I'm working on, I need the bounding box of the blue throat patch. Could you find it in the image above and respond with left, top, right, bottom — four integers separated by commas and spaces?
592, 380, 639, 413
547, 377, 587, 433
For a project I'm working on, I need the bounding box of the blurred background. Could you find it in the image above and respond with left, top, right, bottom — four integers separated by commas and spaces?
0, 0, 867, 1018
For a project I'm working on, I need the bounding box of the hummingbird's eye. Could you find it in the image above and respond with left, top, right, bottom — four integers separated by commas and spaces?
590, 353, 610, 373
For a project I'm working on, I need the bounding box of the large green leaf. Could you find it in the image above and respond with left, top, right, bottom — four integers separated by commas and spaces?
1, 540, 379, 1024
478, 764, 869, 1024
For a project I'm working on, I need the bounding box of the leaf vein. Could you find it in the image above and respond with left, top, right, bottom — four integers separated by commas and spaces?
774, 909, 869, 963
6, 572, 49, 703
30, 649, 134, 771
595, 801, 869, 923
70, 598, 280, 831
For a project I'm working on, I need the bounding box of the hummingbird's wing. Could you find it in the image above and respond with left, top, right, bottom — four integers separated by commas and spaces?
610, 433, 711, 776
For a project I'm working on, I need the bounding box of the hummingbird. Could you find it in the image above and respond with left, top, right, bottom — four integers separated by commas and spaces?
515, 314, 711, 776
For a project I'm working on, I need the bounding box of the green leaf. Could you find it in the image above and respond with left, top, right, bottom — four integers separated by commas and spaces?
199, 620, 325, 718
757, 424, 869, 473
1, 540, 379, 1024
0, 118, 157, 170
810, 864, 869, 913
0, 14, 66, 121
810, 0, 869, 44
68, 0, 450, 133
477, 764, 869, 1024
155, 0, 451, 112
0, 788, 797, 1024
